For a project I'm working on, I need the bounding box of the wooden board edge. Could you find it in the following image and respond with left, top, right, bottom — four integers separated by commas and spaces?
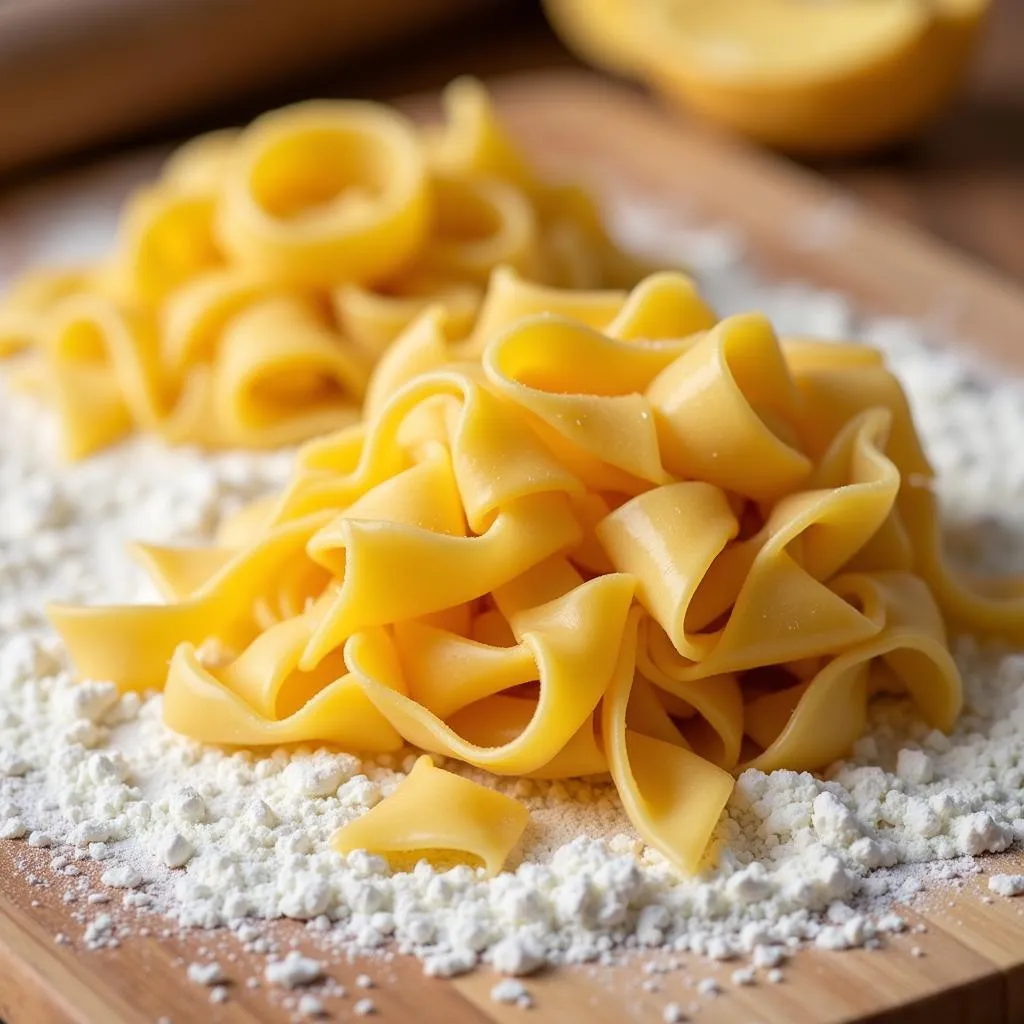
0, 897, 137, 1024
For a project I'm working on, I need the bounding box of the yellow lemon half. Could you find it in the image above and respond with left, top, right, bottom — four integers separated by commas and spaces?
547, 0, 991, 157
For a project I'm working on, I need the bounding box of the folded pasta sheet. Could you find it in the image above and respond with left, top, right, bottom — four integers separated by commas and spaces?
333, 756, 529, 876
52, 268, 1024, 875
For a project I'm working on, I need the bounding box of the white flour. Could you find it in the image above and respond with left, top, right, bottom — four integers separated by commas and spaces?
3, 187, 1024, 1004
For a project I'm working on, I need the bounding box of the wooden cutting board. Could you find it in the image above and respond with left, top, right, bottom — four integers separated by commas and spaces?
3, 71, 1024, 1024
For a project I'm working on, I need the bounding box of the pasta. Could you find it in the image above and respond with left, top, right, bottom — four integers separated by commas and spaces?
333, 756, 529, 876
50, 267, 1024, 877
0, 79, 649, 458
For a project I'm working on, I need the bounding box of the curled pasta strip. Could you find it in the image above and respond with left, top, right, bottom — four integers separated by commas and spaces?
345, 573, 636, 776
484, 318, 684, 491
426, 76, 537, 191
50, 268, 1024, 877
597, 481, 739, 662
362, 266, 650, 417
332, 278, 480, 362
164, 647, 402, 752
743, 571, 962, 772
163, 611, 403, 753
301, 491, 581, 668
107, 184, 222, 305
601, 609, 735, 874
50, 514, 332, 692
647, 314, 811, 503
160, 267, 279, 374
276, 365, 583, 530
207, 295, 367, 445
217, 101, 430, 286
473, 265, 628, 343
479, 286, 729, 494
426, 78, 652, 289
448, 698, 609, 779
624, 407, 902, 685
0, 268, 91, 356
788, 339, 1024, 633
417, 173, 541, 284
33, 295, 168, 458
899, 484, 1024, 641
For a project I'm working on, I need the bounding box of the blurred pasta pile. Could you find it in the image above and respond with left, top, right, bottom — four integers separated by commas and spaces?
0, 78, 645, 458
51, 264, 1024, 874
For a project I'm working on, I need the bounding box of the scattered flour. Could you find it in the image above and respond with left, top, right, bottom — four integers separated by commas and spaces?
100, 863, 142, 889
662, 1002, 686, 1024
297, 993, 326, 1018
187, 961, 226, 987
730, 966, 756, 986
264, 952, 324, 989
988, 874, 1024, 897
697, 978, 722, 997
3, 190, 1024, 990
490, 934, 546, 976
490, 978, 533, 1008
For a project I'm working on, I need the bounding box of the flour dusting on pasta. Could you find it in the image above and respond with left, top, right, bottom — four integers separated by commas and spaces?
4, 107, 1024, 997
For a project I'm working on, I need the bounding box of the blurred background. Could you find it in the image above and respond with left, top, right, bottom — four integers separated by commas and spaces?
0, 0, 1019, 279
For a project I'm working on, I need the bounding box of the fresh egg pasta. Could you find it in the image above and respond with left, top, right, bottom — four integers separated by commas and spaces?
333, 756, 530, 877
0, 79, 648, 458
51, 268, 1024, 876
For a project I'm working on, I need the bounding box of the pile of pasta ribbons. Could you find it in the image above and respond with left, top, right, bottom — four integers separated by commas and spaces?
0, 79, 643, 458
50, 267, 1024, 876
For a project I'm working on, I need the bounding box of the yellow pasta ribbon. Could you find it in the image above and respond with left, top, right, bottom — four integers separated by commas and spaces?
0, 268, 90, 356
601, 610, 735, 874
30, 294, 168, 459
217, 101, 429, 286
50, 514, 332, 692
107, 184, 221, 306
744, 571, 962, 771
332, 756, 530, 876
345, 574, 635, 776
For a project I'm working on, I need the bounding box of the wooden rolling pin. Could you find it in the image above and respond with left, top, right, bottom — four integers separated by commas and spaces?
0, 0, 485, 174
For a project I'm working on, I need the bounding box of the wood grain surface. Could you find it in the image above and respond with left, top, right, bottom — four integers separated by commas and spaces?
2, 71, 1024, 1024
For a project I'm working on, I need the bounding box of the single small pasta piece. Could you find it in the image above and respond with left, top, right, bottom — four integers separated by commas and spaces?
332, 756, 530, 877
